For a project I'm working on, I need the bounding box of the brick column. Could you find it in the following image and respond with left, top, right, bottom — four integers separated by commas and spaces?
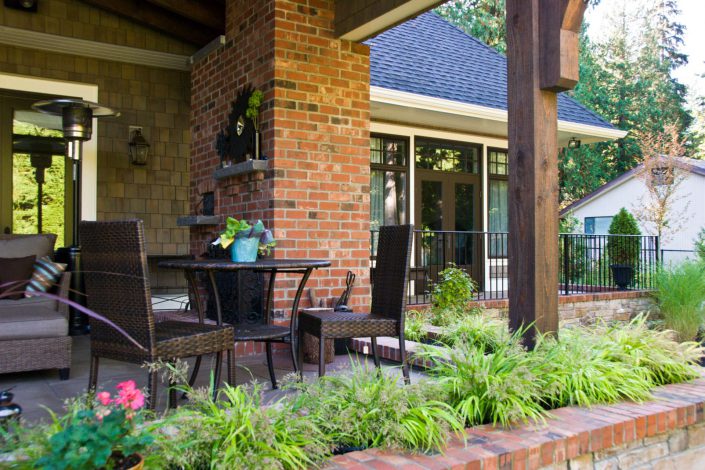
190, 0, 371, 355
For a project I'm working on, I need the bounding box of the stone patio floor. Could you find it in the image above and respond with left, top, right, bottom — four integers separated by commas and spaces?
0, 335, 424, 423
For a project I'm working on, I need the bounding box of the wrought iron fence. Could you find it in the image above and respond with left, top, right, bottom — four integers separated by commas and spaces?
370, 230, 660, 305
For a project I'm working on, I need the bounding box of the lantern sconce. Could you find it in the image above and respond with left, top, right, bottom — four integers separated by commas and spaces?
567, 137, 581, 149
128, 126, 150, 166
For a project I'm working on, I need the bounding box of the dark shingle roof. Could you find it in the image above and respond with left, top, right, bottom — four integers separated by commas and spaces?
365, 12, 614, 129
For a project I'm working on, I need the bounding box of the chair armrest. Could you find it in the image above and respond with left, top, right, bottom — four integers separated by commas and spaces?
56, 271, 72, 319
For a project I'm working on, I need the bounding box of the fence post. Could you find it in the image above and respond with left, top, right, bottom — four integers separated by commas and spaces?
562, 235, 570, 295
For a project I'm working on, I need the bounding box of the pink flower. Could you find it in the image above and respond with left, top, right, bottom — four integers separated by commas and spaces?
97, 391, 112, 406
115, 380, 145, 411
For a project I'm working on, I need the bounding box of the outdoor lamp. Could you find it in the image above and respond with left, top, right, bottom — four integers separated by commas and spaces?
128, 128, 150, 165
568, 137, 581, 149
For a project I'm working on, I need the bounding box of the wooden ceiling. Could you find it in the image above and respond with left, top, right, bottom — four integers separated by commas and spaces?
80, 0, 226, 47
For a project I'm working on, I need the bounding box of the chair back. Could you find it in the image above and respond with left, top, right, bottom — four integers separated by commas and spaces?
371, 224, 413, 322
79, 220, 156, 355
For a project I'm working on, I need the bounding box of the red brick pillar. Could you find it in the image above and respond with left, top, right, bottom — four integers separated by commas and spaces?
190, 0, 371, 355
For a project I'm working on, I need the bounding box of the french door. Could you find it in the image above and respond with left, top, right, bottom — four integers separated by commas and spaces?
415, 170, 483, 287
0, 90, 72, 246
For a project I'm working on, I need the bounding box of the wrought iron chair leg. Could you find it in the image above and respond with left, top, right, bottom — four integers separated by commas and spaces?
147, 370, 158, 410
399, 335, 410, 385
266, 342, 277, 389
212, 351, 223, 402
290, 337, 299, 373
297, 324, 305, 382
371, 337, 380, 368
88, 355, 99, 391
319, 334, 326, 377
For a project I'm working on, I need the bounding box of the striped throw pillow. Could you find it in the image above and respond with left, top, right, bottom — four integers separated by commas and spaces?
25, 256, 67, 297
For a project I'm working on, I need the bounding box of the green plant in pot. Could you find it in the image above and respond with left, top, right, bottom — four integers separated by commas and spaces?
214, 217, 275, 262
246, 89, 264, 160
607, 208, 642, 289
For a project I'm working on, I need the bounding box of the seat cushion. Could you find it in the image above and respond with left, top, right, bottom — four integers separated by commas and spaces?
299, 311, 398, 338
0, 256, 36, 299
0, 306, 68, 340
0, 234, 57, 259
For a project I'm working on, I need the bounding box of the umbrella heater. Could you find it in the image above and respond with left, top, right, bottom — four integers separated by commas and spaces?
32, 99, 119, 334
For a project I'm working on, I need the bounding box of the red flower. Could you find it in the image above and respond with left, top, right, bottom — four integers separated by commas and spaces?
96, 391, 112, 406
115, 380, 145, 411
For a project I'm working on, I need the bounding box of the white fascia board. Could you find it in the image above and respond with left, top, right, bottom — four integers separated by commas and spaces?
370, 86, 628, 141
0, 26, 190, 71
339, 1, 441, 41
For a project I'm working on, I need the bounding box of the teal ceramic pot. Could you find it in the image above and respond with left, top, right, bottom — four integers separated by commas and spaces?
231, 237, 259, 262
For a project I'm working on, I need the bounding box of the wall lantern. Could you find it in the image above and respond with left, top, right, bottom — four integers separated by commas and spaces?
568, 137, 581, 149
128, 128, 150, 165
4, 0, 38, 12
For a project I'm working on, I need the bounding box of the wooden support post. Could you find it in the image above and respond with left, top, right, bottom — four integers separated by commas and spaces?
506, 0, 586, 348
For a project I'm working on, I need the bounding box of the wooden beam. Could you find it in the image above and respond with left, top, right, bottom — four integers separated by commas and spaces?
335, 0, 444, 41
144, 0, 224, 31
539, 0, 587, 91
80, 0, 220, 46
506, 0, 584, 347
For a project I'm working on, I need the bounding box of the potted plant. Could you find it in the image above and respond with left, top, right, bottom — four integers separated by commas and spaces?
213, 217, 275, 262
607, 208, 642, 289
246, 89, 264, 160
33, 380, 152, 470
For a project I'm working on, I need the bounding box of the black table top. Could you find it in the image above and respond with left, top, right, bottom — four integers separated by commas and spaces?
158, 258, 331, 271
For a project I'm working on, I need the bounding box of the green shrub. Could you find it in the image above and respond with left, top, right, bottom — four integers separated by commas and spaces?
532, 329, 654, 408
431, 264, 477, 316
404, 310, 427, 343
694, 228, 705, 264
652, 261, 705, 341
607, 208, 642, 266
152, 382, 328, 469
420, 330, 546, 427
287, 360, 464, 453
437, 313, 509, 351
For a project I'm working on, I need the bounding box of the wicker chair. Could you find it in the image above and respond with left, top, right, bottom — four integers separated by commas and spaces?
80, 220, 235, 409
297, 224, 413, 381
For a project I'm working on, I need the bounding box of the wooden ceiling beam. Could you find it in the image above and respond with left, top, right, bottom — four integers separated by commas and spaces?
80, 0, 220, 46
335, 0, 444, 41
143, 0, 224, 31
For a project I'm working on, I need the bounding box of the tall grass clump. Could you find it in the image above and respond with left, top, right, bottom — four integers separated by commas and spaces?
286, 360, 464, 453
431, 264, 477, 324
404, 309, 427, 343
151, 382, 329, 469
437, 313, 508, 351
420, 329, 545, 427
652, 261, 705, 341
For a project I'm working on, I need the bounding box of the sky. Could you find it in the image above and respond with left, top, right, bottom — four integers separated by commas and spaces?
586, 0, 705, 102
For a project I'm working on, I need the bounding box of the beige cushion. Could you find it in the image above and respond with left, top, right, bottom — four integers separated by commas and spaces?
0, 234, 57, 260
0, 306, 68, 340
0, 296, 57, 310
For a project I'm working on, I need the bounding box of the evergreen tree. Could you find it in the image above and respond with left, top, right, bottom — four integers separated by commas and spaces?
435, 0, 506, 54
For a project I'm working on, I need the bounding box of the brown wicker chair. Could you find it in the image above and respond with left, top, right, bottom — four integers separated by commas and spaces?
80, 220, 235, 409
297, 224, 413, 381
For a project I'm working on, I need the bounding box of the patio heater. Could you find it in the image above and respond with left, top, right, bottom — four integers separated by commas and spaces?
32, 99, 119, 334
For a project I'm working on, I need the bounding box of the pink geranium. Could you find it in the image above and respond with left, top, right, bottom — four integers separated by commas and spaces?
115, 380, 145, 411
96, 391, 112, 406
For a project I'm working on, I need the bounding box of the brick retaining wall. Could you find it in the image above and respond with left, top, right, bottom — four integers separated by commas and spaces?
326, 377, 705, 470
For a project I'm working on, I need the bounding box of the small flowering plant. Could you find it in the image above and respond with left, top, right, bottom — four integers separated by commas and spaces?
35, 380, 153, 470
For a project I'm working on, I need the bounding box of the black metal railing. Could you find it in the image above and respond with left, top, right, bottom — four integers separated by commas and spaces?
370, 230, 660, 305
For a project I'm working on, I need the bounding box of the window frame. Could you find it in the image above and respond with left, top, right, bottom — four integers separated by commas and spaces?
487, 148, 509, 259
370, 133, 410, 228
414, 136, 482, 175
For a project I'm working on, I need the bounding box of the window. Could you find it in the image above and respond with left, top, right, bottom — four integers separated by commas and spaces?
488, 148, 508, 257
370, 135, 408, 231
415, 138, 480, 174
584, 216, 613, 235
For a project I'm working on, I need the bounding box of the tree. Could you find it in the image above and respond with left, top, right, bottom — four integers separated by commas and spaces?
631, 124, 690, 244
435, 0, 506, 54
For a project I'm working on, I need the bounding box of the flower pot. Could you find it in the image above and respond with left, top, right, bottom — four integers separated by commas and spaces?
610, 264, 634, 290
231, 237, 259, 262
126, 453, 144, 470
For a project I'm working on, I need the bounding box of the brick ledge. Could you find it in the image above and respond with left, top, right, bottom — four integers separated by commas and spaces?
326, 370, 705, 469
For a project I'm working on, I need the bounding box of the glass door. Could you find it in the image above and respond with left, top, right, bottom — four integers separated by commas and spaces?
0, 91, 71, 246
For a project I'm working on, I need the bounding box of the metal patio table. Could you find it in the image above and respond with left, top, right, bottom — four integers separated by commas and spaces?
158, 258, 330, 387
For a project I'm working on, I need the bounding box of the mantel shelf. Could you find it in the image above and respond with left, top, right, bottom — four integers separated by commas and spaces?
177, 215, 221, 227
213, 160, 268, 180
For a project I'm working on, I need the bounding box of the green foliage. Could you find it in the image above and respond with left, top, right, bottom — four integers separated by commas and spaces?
435, 1, 506, 54
420, 329, 546, 427
607, 208, 642, 266
652, 261, 705, 341
246, 89, 264, 131
404, 310, 427, 343
437, 313, 508, 351
559, 213, 582, 233
287, 360, 464, 453
431, 264, 477, 316
217, 218, 276, 256
694, 228, 705, 263
153, 382, 328, 469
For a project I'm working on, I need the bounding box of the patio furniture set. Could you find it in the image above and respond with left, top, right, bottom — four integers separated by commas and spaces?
0, 220, 413, 409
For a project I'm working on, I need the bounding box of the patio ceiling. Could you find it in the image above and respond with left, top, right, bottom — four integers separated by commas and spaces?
79, 0, 225, 46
